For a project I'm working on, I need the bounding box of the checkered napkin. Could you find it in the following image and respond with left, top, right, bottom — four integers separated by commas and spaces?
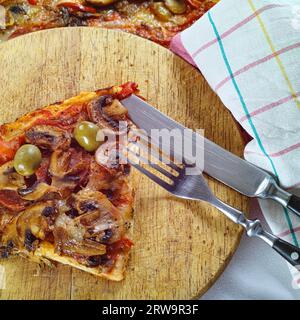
171, 0, 300, 285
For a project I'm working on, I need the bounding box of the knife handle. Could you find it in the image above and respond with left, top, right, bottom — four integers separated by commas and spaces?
272, 238, 300, 268
265, 181, 300, 218
287, 195, 300, 218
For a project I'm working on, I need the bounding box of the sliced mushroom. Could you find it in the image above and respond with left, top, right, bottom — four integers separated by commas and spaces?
0, 161, 25, 190
5, 11, 15, 28
108, 176, 133, 220
49, 148, 90, 178
24, 229, 38, 252
9, 4, 27, 15
25, 125, 71, 151
73, 189, 118, 216
86, 95, 127, 130
16, 202, 54, 251
0, 217, 20, 249
49, 148, 91, 196
102, 99, 128, 119
73, 189, 122, 243
17, 182, 60, 201
55, 211, 85, 243
95, 141, 128, 171
86, 159, 115, 190
53, 214, 106, 256
0, 239, 14, 258
62, 239, 106, 256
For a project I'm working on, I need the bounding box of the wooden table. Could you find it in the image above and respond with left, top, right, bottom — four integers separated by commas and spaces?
0, 27, 248, 299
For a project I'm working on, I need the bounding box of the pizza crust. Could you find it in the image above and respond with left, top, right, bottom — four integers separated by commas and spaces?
34, 241, 129, 281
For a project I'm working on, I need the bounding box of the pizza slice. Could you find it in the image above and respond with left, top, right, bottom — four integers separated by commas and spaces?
0, 82, 138, 281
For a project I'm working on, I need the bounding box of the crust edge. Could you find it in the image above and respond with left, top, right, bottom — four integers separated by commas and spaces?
33, 241, 128, 281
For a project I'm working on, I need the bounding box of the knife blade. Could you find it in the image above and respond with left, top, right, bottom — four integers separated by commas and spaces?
122, 95, 300, 217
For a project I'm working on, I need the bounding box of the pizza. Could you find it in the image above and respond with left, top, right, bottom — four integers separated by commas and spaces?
0, 0, 218, 45
0, 82, 138, 281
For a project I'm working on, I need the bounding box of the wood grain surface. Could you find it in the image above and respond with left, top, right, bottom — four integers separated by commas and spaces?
0, 27, 248, 300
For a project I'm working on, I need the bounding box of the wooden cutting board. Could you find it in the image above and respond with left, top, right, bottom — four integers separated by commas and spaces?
0, 27, 248, 300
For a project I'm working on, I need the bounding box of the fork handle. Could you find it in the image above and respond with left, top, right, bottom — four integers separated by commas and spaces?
272, 238, 300, 268
212, 198, 300, 269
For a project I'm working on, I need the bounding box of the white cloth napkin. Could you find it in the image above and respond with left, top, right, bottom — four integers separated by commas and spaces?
171, 0, 300, 285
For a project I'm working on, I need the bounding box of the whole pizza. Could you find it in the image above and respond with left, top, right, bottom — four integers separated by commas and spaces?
0, 0, 217, 45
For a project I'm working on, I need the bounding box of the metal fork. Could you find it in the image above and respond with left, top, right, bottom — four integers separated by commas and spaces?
125, 139, 300, 269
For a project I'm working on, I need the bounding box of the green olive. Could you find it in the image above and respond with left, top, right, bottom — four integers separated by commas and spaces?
74, 121, 102, 152
85, 0, 118, 5
13, 144, 42, 176
164, 0, 186, 14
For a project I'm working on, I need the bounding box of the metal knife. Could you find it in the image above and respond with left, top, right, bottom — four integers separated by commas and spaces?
122, 95, 300, 217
